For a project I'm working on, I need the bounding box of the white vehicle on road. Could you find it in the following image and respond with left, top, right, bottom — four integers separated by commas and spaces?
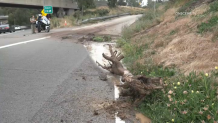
14, 25, 21, 30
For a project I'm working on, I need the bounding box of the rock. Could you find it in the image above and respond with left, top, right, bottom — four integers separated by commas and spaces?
93, 110, 99, 115
82, 76, 86, 81
99, 72, 107, 81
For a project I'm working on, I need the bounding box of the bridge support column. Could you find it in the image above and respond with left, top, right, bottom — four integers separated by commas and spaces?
53, 8, 76, 17
64, 9, 75, 16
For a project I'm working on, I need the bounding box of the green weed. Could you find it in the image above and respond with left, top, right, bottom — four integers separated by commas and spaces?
93, 35, 112, 42
118, 4, 218, 123
139, 71, 218, 123
178, 0, 198, 13
121, 10, 162, 40
169, 29, 178, 35
197, 16, 218, 33
210, 1, 218, 12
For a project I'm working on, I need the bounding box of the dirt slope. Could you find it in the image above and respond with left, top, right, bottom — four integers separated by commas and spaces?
133, 4, 218, 74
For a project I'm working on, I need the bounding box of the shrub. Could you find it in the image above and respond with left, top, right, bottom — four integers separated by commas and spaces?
210, 1, 218, 12
108, 0, 117, 8
197, 16, 218, 33
97, 9, 110, 16
178, 0, 198, 12
93, 36, 104, 42
139, 70, 218, 123
50, 17, 60, 28
117, 0, 127, 6
93, 35, 112, 42
121, 10, 162, 40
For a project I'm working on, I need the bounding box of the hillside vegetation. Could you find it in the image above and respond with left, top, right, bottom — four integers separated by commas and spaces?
117, 0, 218, 122
51, 6, 147, 28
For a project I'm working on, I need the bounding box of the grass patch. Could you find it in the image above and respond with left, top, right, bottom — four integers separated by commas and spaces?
178, 0, 198, 13
117, 3, 218, 122
119, 35, 218, 122
121, 10, 163, 40
50, 16, 76, 29
93, 35, 112, 42
197, 16, 218, 33
169, 29, 179, 35
209, 1, 218, 12
139, 70, 218, 123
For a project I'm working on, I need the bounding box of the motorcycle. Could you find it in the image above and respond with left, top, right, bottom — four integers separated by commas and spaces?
36, 14, 50, 33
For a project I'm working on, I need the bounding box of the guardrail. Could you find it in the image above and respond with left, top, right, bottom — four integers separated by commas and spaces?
80, 13, 130, 24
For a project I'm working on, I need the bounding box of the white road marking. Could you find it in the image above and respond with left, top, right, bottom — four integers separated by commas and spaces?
0, 36, 50, 49
0, 30, 25, 37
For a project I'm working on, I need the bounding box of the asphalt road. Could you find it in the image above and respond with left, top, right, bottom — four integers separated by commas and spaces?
0, 15, 141, 123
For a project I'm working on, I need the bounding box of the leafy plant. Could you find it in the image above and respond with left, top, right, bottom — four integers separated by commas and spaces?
210, 1, 218, 12
93, 35, 112, 42
197, 16, 218, 33
169, 29, 178, 35
139, 70, 218, 123
108, 0, 117, 8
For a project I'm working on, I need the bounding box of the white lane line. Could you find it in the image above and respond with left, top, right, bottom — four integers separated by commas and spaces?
0, 30, 25, 37
0, 36, 50, 49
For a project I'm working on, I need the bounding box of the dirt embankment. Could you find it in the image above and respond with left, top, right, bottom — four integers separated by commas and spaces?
133, 4, 218, 74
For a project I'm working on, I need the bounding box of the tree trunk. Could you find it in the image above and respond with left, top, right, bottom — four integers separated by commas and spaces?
96, 44, 163, 104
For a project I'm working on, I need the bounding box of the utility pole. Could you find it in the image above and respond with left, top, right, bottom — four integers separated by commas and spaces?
43, 0, 45, 9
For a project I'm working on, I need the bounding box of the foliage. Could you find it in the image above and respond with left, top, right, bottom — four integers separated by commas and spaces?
169, 29, 178, 35
197, 16, 218, 33
122, 10, 162, 40
50, 16, 76, 29
108, 0, 117, 8
85, 9, 109, 16
71, 0, 95, 10
117, 0, 127, 6
139, 70, 218, 123
0, 7, 40, 25
209, 1, 218, 12
93, 35, 112, 42
127, 0, 140, 7
178, 0, 195, 12
118, 3, 218, 122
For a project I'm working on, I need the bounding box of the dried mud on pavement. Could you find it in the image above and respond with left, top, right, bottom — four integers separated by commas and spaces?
49, 15, 151, 123
30, 56, 115, 123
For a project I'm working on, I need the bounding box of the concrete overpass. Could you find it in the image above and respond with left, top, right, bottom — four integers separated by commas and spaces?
0, 15, 8, 25
0, 0, 78, 16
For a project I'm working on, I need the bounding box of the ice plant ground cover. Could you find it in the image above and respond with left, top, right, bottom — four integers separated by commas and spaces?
138, 68, 218, 123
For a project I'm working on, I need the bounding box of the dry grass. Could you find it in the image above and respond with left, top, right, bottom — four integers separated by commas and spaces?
50, 16, 76, 29
130, 4, 218, 74
92, 6, 147, 15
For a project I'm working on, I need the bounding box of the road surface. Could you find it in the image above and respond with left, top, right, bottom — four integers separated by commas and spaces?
0, 15, 141, 123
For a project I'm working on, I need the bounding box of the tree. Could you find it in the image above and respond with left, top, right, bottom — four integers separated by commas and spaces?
0, 7, 40, 25
72, 0, 95, 11
127, 0, 140, 7
107, 0, 117, 8
96, 44, 163, 105
117, 0, 127, 6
